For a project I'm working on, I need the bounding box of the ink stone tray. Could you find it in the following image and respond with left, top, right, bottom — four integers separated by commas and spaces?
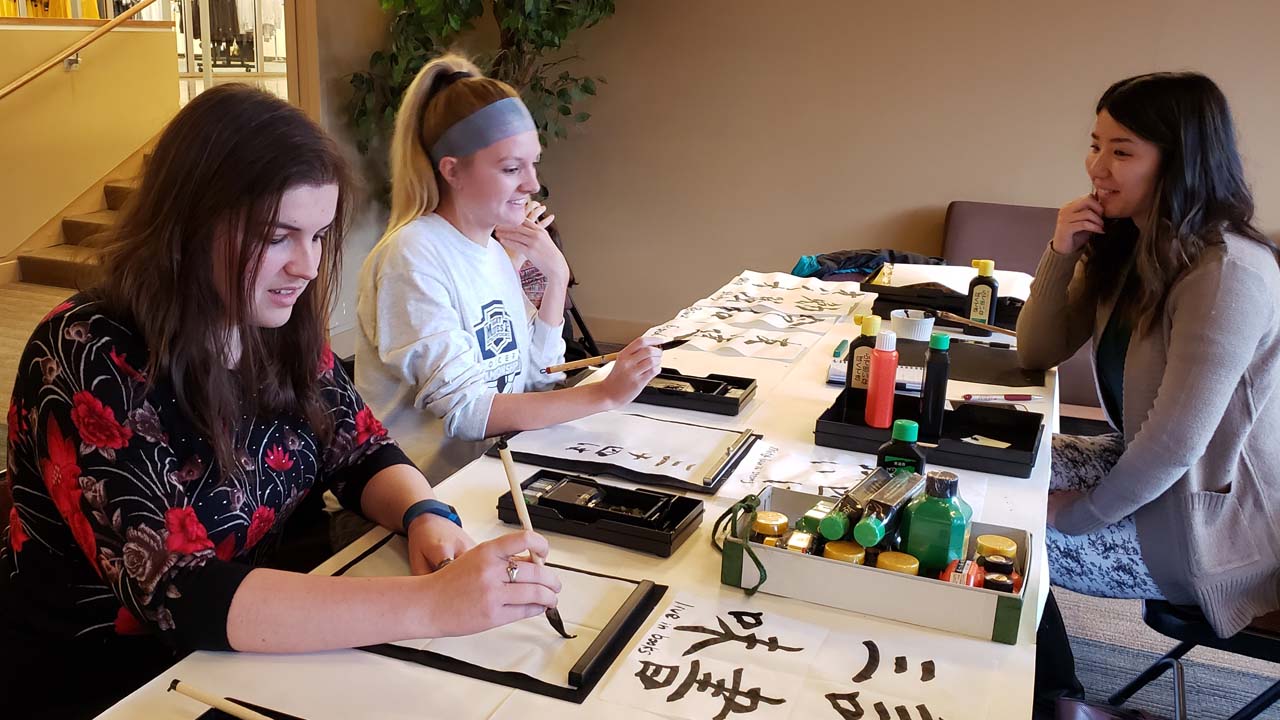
633, 366, 757, 416
497, 470, 704, 557
814, 387, 1044, 478
718, 486, 1033, 644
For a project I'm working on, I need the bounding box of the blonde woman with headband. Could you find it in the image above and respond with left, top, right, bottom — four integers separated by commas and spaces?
355, 55, 663, 482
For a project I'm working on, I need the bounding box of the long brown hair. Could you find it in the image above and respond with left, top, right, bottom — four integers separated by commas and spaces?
94, 84, 353, 475
1083, 72, 1278, 334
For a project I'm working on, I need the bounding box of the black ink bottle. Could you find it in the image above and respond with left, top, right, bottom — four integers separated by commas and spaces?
918, 332, 951, 442
966, 259, 999, 336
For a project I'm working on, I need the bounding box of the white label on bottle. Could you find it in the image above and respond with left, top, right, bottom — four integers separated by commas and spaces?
970, 285, 993, 323
850, 346, 873, 389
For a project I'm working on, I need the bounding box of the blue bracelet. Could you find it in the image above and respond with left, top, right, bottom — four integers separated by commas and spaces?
401, 499, 462, 534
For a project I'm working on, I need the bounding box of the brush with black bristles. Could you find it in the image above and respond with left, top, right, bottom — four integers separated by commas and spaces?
495, 438, 576, 639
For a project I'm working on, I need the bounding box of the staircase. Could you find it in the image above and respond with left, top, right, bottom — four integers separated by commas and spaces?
1, 177, 138, 401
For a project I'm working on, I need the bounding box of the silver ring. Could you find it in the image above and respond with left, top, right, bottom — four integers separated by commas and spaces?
437, 557, 453, 569
506, 561, 520, 583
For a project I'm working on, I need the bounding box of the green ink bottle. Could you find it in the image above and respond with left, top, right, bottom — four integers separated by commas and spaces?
903, 470, 973, 576
876, 419, 927, 475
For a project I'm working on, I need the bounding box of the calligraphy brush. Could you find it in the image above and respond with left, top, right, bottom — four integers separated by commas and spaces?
167, 679, 302, 720
540, 333, 694, 375
495, 438, 576, 639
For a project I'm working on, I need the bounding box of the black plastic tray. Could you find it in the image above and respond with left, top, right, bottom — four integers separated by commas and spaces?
814, 387, 1044, 478
633, 367, 757, 416
497, 470, 705, 557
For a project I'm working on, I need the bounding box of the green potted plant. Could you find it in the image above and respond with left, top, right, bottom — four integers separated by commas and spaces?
349, 0, 615, 196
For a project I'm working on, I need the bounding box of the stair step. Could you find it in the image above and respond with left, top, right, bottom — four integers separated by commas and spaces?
0, 282, 77, 396
17, 245, 101, 289
61, 209, 118, 245
104, 181, 139, 210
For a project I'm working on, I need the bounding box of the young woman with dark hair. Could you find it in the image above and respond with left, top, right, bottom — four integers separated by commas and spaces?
1020, 71, 1280, 637
1, 84, 559, 719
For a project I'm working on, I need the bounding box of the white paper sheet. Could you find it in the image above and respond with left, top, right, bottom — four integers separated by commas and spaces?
605, 594, 999, 720
872, 263, 1034, 302
505, 412, 747, 486
674, 304, 839, 335
337, 535, 643, 688
647, 320, 814, 362
602, 595, 825, 720
701, 270, 876, 318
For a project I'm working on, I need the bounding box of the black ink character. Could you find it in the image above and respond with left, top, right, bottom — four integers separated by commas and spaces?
852, 640, 880, 683
565, 442, 600, 454
630, 452, 654, 461
635, 659, 786, 720
693, 328, 736, 343
744, 335, 794, 347
726, 611, 763, 629
674, 615, 803, 656
595, 445, 623, 457
825, 690, 865, 719
794, 296, 841, 312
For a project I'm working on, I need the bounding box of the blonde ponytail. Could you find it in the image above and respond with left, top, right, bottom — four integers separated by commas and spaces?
381, 53, 521, 243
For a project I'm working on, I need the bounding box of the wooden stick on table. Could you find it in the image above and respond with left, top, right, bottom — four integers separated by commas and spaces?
495, 439, 577, 639
540, 335, 692, 375
168, 679, 274, 720
938, 311, 1018, 339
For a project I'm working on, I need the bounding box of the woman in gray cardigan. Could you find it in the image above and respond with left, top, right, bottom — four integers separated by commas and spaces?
1018, 72, 1280, 639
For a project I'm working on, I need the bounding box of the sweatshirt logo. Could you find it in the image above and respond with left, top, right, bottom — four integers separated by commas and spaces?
474, 300, 520, 392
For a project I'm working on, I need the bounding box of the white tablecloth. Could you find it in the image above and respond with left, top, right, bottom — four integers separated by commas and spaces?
99, 286, 1056, 720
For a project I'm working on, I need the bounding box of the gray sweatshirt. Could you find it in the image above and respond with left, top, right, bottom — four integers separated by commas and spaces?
1018, 234, 1280, 637
354, 214, 565, 483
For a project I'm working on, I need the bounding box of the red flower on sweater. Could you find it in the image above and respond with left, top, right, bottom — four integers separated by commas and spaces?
244, 506, 276, 551
70, 391, 133, 451
109, 348, 147, 384
164, 506, 214, 554
114, 606, 146, 635
264, 444, 294, 472
40, 300, 75, 324
8, 507, 26, 553
215, 533, 237, 562
40, 416, 97, 566
318, 347, 335, 377
355, 406, 387, 446
6, 397, 25, 445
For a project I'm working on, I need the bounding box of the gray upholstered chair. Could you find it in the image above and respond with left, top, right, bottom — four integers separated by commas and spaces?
941, 201, 1102, 410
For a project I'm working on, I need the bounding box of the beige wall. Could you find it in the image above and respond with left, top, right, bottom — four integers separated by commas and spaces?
533, 1, 1280, 341
0, 22, 177, 255
310, 0, 391, 339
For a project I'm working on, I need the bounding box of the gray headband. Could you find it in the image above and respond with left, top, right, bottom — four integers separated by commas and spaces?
428, 97, 536, 162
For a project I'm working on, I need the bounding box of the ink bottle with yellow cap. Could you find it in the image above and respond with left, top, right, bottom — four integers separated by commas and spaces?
966, 259, 999, 336
844, 316, 883, 423
875, 551, 920, 576
750, 510, 790, 544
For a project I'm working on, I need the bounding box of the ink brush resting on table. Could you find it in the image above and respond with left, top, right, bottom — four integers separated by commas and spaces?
496, 438, 577, 639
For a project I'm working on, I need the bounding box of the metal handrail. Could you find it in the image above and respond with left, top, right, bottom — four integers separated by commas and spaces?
0, 0, 163, 103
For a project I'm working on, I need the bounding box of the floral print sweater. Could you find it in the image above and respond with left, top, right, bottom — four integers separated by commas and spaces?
1, 295, 410, 709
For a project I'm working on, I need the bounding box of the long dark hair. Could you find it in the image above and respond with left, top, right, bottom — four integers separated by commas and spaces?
1083, 72, 1277, 333
94, 84, 353, 475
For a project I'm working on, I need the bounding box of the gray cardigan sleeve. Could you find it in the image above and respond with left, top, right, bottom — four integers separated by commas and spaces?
1017, 243, 1096, 371
1054, 254, 1276, 534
